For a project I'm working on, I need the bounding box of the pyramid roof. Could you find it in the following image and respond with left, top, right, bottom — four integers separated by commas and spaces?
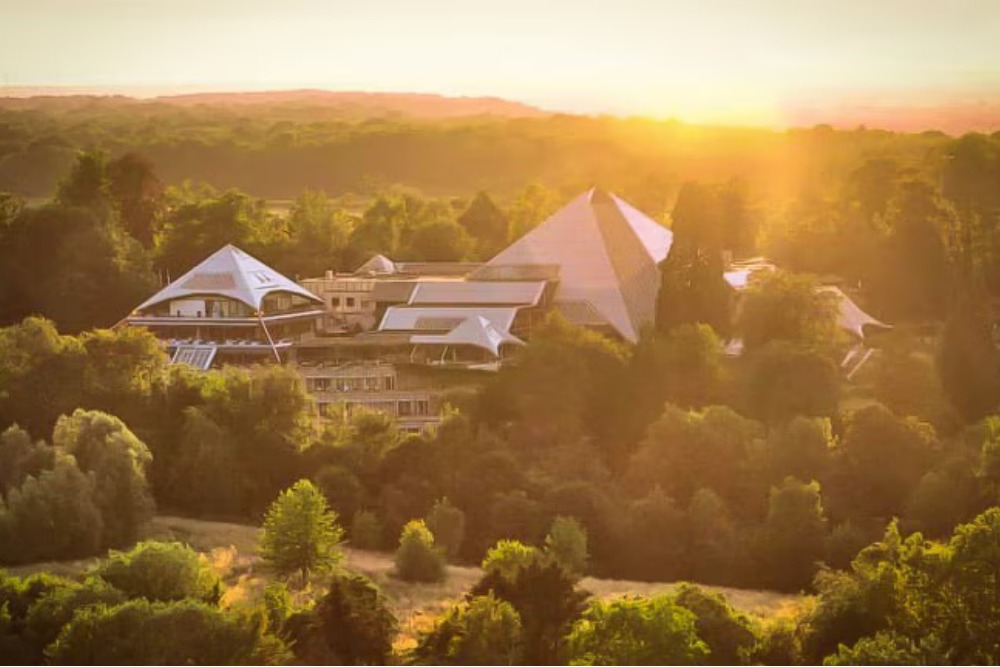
485, 188, 672, 342
136, 244, 321, 312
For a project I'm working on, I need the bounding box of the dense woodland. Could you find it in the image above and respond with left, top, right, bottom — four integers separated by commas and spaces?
2, 101, 1000, 664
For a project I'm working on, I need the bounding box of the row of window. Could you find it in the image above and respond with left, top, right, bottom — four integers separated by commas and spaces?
328, 296, 374, 309
316, 398, 429, 417
307, 376, 395, 392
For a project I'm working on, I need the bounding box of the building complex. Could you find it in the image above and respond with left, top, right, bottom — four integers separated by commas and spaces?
122, 188, 888, 430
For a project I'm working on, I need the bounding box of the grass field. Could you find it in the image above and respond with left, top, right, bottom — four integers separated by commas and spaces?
8, 514, 805, 647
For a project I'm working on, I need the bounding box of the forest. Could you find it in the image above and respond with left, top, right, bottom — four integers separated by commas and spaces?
2, 100, 1000, 664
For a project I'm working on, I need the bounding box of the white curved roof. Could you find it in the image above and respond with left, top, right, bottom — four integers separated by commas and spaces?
818, 286, 891, 339
135, 245, 321, 312
356, 254, 397, 275
411, 316, 523, 356
485, 189, 672, 342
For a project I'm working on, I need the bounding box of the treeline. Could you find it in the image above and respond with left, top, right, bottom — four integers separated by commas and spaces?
0, 99, 959, 205
5, 486, 1000, 665
2, 269, 998, 593
0, 150, 561, 333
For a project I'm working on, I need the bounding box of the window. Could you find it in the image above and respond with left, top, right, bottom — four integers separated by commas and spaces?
330, 297, 341, 308
398, 401, 412, 417
346, 297, 356, 308
383, 376, 395, 391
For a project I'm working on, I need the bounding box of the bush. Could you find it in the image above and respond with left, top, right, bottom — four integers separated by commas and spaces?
53, 409, 154, 548
95, 541, 222, 603
24, 577, 126, 654
395, 520, 446, 583
740, 342, 841, 425
471, 558, 588, 665
544, 516, 588, 577
46, 599, 290, 665
413, 593, 523, 665
259, 479, 343, 584
0, 458, 103, 564
672, 584, 756, 665
314, 465, 364, 522
426, 498, 466, 560
313, 573, 397, 665
0, 425, 56, 497
481, 539, 542, 579
566, 594, 709, 665
350, 509, 384, 550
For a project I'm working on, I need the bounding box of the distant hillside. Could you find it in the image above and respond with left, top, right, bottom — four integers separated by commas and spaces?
0, 89, 550, 119
159, 89, 550, 118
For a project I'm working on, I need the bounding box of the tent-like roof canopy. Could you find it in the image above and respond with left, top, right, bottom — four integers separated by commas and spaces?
819, 286, 891, 339
411, 315, 524, 356
485, 188, 672, 342
135, 244, 321, 312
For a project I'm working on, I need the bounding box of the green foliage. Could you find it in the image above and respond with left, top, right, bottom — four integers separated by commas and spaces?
24, 577, 126, 655
0, 457, 104, 565
740, 341, 841, 425
394, 519, 446, 583
426, 498, 466, 560
836, 404, 937, 519
739, 271, 843, 354
871, 332, 956, 430
938, 294, 1000, 422
481, 540, 543, 580
760, 477, 828, 591
458, 191, 509, 256
0, 190, 157, 333
311, 573, 397, 665
823, 630, 936, 666
314, 465, 364, 524
46, 599, 290, 665
544, 516, 589, 577
413, 593, 523, 666
479, 313, 628, 455
0, 425, 56, 498
259, 480, 343, 583
656, 183, 736, 337
672, 584, 756, 665
764, 416, 832, 484
95, 541, 222, 604
349, 510, 385, 550
626, 404, 764, 512
472, 557, 588, 665
401, 218, 472, 261
52, 409, 154, 547
619, 486, 687, 581
566, 594, 709, 665
622, 325, 726, 450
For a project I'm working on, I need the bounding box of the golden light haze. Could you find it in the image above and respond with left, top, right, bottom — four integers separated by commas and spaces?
2, 0, 999, 125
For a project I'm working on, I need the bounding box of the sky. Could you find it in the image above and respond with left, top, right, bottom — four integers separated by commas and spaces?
2, 0, 999, 125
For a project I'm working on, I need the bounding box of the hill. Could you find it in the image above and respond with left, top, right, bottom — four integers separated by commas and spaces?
0, 89, 549, 119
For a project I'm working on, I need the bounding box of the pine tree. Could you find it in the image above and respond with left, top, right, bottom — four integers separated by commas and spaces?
259, 479, 343, 585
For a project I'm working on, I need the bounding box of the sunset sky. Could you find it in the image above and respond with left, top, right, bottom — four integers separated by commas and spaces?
2, 0, 999, 125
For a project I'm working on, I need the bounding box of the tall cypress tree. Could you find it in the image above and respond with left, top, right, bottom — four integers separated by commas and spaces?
938, 292, 1000, 422
656, 183, 733, 337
